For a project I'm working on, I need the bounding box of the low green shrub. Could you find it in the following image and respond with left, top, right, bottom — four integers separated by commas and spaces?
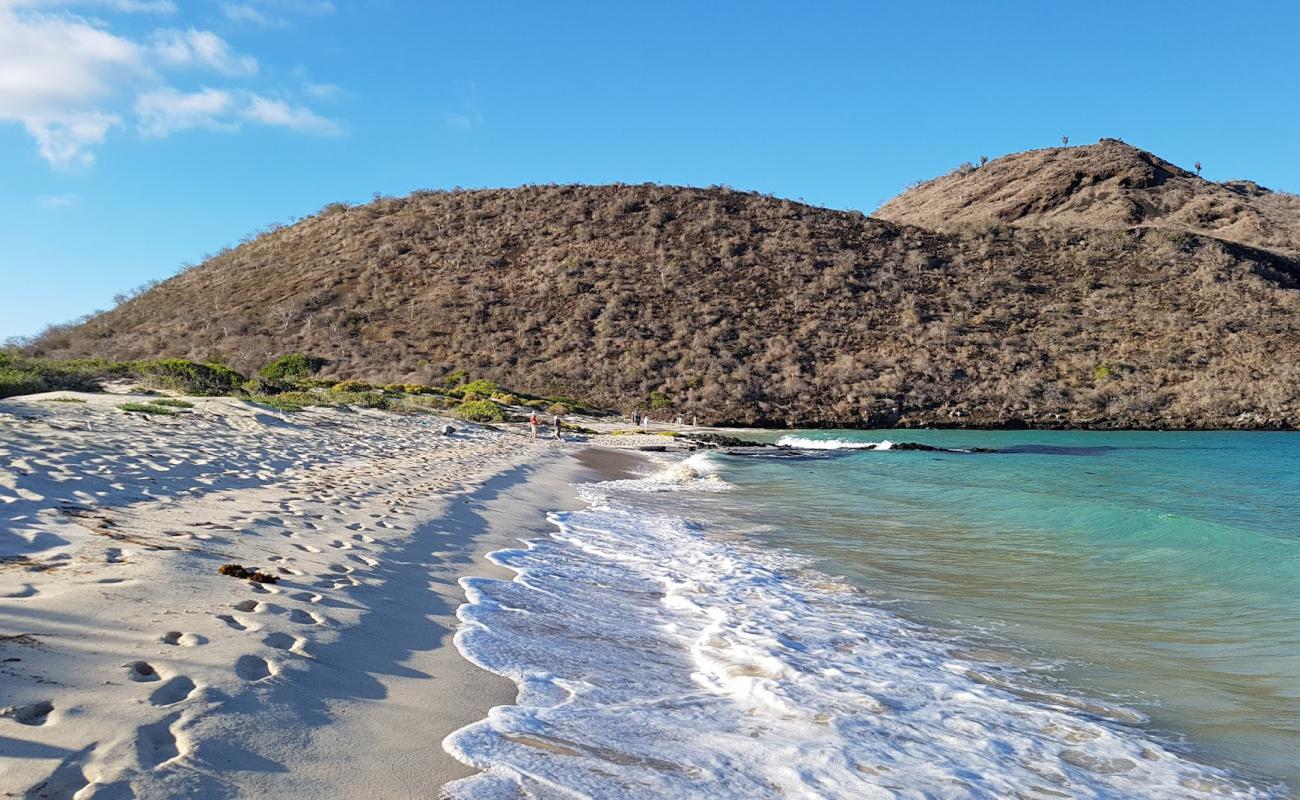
0, 369, 48, 398
243, 376, 292, 395
259, 353, 327, 381
41, 396, 87, 403
118, 402, 181, 416
442, 369, 468, 388
251, 395, 305, 412
403, 383, 435, 395
460, 379, 499, 397
649, 390, 672, 409
152, 398, 194, 408
332, 379, 373, 393
455, 399, 505, 422
0, 353, 123, 398
131, 359, 245, 396
492, 393, 520, 406
547, 402, 571, 416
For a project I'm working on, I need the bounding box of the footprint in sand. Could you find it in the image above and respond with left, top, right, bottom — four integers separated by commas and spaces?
1, 700, 54, 725
292, 543, 323, 554
288, 609, 325, 626
353, 533, 376, 543
149, 676, 197, 707
347, 554, 380, 568
232, 600, 262, 613
124, 661, 160, 682
328, 540, 352, 550
262, 632, 306, 653
135, 712, 182, 767
277, 566, 304, 576
235, 655, 274, 681
289, 591, 323, 604
248, 582, 281, 595
216, 614, 253, 631
158, 631, 207, 647
3, 584, 38, 599
105, 547, 127, 564
327, 564, 353, 574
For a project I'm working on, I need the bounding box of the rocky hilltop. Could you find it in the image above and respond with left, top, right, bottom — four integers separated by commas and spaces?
26, 142, 1300, 428
877, 139, 1300, 257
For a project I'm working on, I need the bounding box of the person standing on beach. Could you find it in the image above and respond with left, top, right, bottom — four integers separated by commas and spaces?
553, 414, 563, 440
529, 411, 539, 439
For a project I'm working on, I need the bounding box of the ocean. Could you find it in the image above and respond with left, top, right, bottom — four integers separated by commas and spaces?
446, 431, 1299, 798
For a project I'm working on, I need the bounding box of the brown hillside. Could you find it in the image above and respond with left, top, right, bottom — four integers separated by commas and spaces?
876, 139, 1300, 257
28, 182, 1300, 429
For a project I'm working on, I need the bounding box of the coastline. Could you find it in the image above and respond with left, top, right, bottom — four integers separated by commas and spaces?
0, 391, 646, 798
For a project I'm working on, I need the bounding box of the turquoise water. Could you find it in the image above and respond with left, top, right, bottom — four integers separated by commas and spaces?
696, 430, 1300, 789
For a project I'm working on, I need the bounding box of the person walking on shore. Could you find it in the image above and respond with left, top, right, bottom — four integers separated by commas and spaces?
553, 414, 563, 440
529, 411, 539, 439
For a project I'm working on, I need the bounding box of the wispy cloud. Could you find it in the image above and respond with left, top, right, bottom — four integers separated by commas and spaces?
135, 87, 235, 136
152, 29, 258, 77
243, 95, 340, 135
443, 111, 485, 131
38, 193, 79, 208
136, 87, 341, 138
0, 2, 342, 167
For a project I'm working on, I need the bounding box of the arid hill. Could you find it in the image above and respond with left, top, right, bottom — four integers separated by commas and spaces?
876, 139, 1300, 258
25, 148, 1300, 428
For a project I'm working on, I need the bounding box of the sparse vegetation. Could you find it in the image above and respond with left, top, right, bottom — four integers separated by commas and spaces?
258, 353, 327, 381
118, 402, 182, 416
455, 399, 505, 422
19, 166, 1300, 429
152, 398, 195, 408
132, 359, 244, 396
41, 396, 87, 403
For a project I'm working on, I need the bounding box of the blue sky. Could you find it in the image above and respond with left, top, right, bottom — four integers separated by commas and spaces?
3, 0, 1299, 340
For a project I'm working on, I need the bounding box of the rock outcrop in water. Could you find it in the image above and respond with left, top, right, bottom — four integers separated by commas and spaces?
24, 141, 1300, 430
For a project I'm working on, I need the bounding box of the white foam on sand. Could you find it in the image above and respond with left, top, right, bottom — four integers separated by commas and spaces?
444, 460, 1286, 799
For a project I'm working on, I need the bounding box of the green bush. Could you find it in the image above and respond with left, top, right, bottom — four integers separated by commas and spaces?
152, 398, 194, 408
0, 369, 48, 398
547, 402, 571, 416
333, 379, 373, 393
0, 353, 123, 398
455, 399, 505, 422
442, 369, 468, 388
403, 383, 435, 395
118, 402, 181, 416
460, 379, 499, 397
41, 396, 87, 403
258, 353, 327, 381
131, 359, 245, 396
649, 390, 672, 409
242, 376, 291, 395
492, 393, 520, 405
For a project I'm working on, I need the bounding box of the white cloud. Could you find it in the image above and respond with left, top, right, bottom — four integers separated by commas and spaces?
0, 7, 142, 165
6, 0, 176, 13
135, 86, 233, 136
303, 81, 341, 100
0, 3, 340, 166
135, 87, 339, 137
152, 28, 257, 77
220, 3, 270, 25
242, 94, 340, 135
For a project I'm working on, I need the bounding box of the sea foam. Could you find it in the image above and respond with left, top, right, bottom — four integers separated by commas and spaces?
778, 435, 895, 450
444, 460, 1282, 799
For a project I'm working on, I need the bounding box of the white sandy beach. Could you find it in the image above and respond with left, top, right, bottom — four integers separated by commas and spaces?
0, 391, 645, 798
